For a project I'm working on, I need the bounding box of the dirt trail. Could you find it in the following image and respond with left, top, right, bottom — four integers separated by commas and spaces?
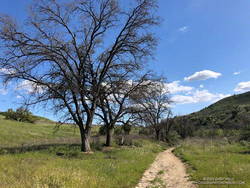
135, 148, 197, 188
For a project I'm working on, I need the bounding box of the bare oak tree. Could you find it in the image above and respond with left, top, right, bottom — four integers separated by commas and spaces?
158, 110, 174, 141
0, 0, 159, 151
96, 73, 152, 146
131, 81, 172, 140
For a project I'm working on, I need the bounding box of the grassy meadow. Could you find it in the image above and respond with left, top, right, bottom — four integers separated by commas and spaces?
0, 115, 103, 148
1, 114, 250, 188
0, 115, 167, 187
0, 140, 166, 188
174, 138, 250, 188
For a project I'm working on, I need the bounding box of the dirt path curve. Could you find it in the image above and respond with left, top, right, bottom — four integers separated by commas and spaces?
135, 147, 197, 188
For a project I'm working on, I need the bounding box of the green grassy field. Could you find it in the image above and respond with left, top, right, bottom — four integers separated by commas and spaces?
0, 140, 166, 188
0, 116, 167, 187
2, 114, 250, 188
174, 138, 250, 188
0, 115, 93, 148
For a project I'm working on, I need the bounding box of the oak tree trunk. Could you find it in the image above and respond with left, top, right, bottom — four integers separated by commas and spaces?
155, 129, 160, 141
105, 126, 113, 146
80, 127, 91, 152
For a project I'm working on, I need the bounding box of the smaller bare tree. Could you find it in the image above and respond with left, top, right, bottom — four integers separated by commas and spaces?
158, 110, 174, 141
131, 80, 172, 140
96, 73, 152, 146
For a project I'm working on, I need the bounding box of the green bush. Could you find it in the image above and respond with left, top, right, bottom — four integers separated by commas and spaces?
239, 140, 250, 147
122, 123, 132, 135
4, 107, 35, 123
165, 131, 180, 145
114, 126, 123, 135
138, 127, 151, 135
240, 126, 250, 142
115, 135, 133, 146
98, 126, 106, 136
133, 140, 144, 147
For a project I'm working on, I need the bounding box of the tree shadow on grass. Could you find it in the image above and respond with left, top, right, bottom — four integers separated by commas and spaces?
0, 143, 82, 155
238, 150, 250, 154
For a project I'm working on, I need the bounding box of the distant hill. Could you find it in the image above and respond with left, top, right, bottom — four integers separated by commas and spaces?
0, 115, 79, 148
0, 111, 54, 124
176, 91, 250, 130
200, 91, 250, 113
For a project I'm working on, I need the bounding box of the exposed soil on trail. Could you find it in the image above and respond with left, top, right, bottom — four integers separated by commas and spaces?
135, 148, 197, 188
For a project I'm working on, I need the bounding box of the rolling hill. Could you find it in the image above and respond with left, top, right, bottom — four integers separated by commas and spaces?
177, 91, 250, 130
0, 114, 80, 148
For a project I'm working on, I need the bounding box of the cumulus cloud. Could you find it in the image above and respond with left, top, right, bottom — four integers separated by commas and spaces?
165, 81, 193, 94
16, 95, 22, 99
171, 89, 230, 104
0, 68, 15, 74
0, 88, 8, 95
171, 95, 194, 104
16, 80, 44, 94
234, 81, 250, 92
184, 70, 222, 81
178, 26, 189, 33
233, 71, 241, 75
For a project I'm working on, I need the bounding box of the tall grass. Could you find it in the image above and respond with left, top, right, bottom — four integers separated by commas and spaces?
174, 138, 250, 188
0, 116, 104, 148
0, 139, 166, 188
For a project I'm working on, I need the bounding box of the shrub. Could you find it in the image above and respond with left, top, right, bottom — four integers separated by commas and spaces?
114, 126, 123, 135
138, 127, 151, 136
239, 140, 250, 147
165, 131, 180, 145
122, 123, 132, 135
240, 126, 250, 142
98, 126, 106, 136
133, 140, 144, 147
5, 107, 35, 123
115, 135, 133, 146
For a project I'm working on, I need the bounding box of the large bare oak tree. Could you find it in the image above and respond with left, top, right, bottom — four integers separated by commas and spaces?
0, 0, 159, 151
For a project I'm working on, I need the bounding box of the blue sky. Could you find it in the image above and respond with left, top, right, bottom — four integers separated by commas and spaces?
1, 0, 250, 120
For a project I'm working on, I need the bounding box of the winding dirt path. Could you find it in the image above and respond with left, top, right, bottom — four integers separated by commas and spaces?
135, 148, 197, 188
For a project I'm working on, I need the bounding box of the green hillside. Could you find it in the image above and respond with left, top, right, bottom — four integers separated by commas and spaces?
198, 91, 250, 116
0, 111, 54, 124
0, 115, 80, 148
174, 92, 250, 132
211, 91, 250, 106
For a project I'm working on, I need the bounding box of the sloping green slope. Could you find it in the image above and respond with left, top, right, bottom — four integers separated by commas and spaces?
0, 115, 80, 148
180, 92, 250, 129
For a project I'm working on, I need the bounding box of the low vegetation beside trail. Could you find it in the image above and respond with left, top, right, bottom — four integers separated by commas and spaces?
174, 138, 250, 188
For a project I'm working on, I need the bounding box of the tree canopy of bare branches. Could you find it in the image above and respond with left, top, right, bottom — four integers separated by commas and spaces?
95, 72, 154, 146
0, 0, 159, 151
131, 81, 172, 140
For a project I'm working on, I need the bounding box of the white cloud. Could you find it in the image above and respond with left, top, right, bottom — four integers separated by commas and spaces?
165, 81, 193, 94
16, 80, 44, 94
0, 88, 8, 95
0, 68, 15, 74
234, 81, 250, 92
16, 80, 34, 93
171, 95, 195, 104
184, 70, 222, 81
16, 95, 22, 99
233, 71, 241, 75
178, 26, 189, 33
172, 89, 230, 104
199, 84, 204, 88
